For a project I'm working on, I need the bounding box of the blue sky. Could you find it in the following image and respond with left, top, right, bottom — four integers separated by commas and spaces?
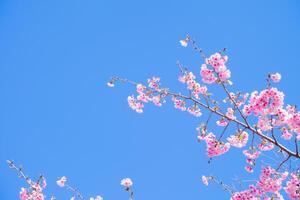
1, 0, 300, 199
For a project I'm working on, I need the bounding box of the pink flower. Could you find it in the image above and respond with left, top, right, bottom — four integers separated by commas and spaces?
187, 106, 202, 117
288, 112, 300, 134
121, 178, 133, 188
230, 187, 260, 200
281, 128, 293, 140
42, 179, 47, 189
216, 118, 228, 126
136, 84, 145, 94
227, 131, 248, 148
243, 88, 284, 116
245, 166, 254, 173
106, 82, 114, 87
56, 176, 67, 187
203, 133, 230, 157
226, 108, 236, 120
257, 117, 271, 131
284, 172, 300, 199
258, 166, 287, 193
19, 188, 28, 200
200, 64, 217, 84
202, 176, 209, 186
179, 39, 188, 47
128, 95, 144, 113
270, 73, 281, 83
243, 149, 261, 160
172, 97, 186, 111
152, 95, 162, 106
258, 140, 274, 151
147, 77, 160, 90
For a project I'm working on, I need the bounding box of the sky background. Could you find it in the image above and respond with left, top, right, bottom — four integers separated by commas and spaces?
1, 0, 300, 199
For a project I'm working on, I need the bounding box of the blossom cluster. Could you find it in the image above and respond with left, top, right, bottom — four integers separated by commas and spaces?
200, 52, 231, 84
199, 132, 230, 157
203, 167, 300, 200
19, 180, 46, 200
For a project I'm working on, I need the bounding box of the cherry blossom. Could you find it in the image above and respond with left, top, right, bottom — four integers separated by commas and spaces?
227, 130, 248, 148
284, 172, 300, 199
200, 64, 218, 84
56, 176, 67, 187
216, 118, 228, 126
203, 133, 230, 157
121, 178, 133, 188
257, 166, 288, 193
270, 73, 281, 83
202, 176, 209, 186
106, 82, 114, 87
187, 106, 202, 117
179, 39, 188, 47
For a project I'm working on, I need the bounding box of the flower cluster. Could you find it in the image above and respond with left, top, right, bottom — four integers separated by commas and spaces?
178, 71, 207, 99
243, 148, 261, 173
227, 130, 248, 148
258, 166, 288, 193
200, 132, 230, 157
126, 78, 165, 113
19, 181, 46, 200
200, 52, 231, 84
284, 172, 300, 199
243, 88, 285, 116
230, 186, 260, 200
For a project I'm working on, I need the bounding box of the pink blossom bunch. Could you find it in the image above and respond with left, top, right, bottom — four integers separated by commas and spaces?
203, 132, 230, 157
257, 166, 288, 193
19, 187, 45, 200
288, 112, 300, 135
258, 139, 274, 151
178, 71, 207, 98
230, 186, 260, 200
204, 52, 231, 82
192, 83, 207, 99
243, 88, 285, 116
151, 95, 162, 106
127, 95, 144, 113
281, 127, 293, 140
178, 72, 196, 87
147, 77, 160, 90
257, 117, 272, 131
172, 97, 186, 111
284, 172, 300, 199
226, 107, 236, 120
200, 64, 218, 84
273, 108, 289, 126
187, 106, 202, 117
19, 180, 46, 200
227, 130, 248, 148
243, 149, 261, 173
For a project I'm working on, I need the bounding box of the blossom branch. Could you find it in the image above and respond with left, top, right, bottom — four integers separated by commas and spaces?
110, 76, 299, 159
